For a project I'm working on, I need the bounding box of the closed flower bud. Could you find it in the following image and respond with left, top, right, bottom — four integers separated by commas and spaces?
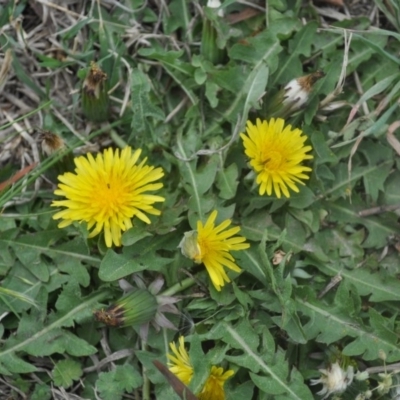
81, 61, 109, 122
377, 372, 392, 395
266, 71, 325, 118
201, 2, 225, 64
93, 289, 158, 328
178, 230, 202, 263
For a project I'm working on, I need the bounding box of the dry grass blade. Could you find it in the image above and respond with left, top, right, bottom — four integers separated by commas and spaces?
0, 162, 37, 192
0, 49, 12, 94
153, 360, 199, 400
387, 120, 400, 156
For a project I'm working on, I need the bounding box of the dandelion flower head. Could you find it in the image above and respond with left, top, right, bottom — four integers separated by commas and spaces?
178, 210, 250, 291
167, 335, 193, 385
52, 146, 165, 247
198, 366, 234, 400
241, 118, 313, 198
167, 336, 234, 400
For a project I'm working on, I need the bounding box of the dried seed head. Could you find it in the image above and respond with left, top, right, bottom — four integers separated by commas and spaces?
93, 305, 124, 327
40, 131, 65, 156
81, 61, 109, 122
272, 250, 286, 265
83, 61, 107, 99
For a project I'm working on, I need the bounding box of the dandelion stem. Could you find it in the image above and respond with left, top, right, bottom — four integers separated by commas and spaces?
161, 277, 196, 296
142, 341, 151, 400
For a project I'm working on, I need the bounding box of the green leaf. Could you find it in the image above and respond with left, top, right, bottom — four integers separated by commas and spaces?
31, 383, 52, 400
99, 250, 147, 282
0, 291, 108, 371
272, 21, 318, 85
216, 163, 239, 200
229, 26, 284, 69
296, 286, 400, 362
130, 68, 165, 132
288, 186, 315, 209
217, 322, 313, 399
317, 260, 400, 302
383, 170, 400, 204
97, 364, 143, 400
52, 359, 83, 388
242, 63, 269, 116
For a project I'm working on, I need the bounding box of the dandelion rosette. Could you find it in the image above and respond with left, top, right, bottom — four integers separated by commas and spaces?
178, 210, 250, 291
167, 336, 234, 400
241, 118, 313, 198
52, 146, 165, 247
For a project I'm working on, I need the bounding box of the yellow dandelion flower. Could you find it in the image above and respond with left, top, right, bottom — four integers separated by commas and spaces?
167, 336, 193, 385
198, 366, 235, 400
51, 146, 165, 247
167, 336, 234, 400
179, 210, 250, 291
241, 118, 313, 199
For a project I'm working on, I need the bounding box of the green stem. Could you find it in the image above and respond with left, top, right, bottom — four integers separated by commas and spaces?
161, 277, 196, 297
142, 341, 150, 400
110, 129, 129, 148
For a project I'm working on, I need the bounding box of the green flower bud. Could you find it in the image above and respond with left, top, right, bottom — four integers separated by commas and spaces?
93, 289, 158, 327
81, 61, 109, 122
201, 5, 225, 65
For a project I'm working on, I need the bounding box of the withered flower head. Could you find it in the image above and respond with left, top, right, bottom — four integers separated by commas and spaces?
40, 131, 66, 156
39, 130, 74, 180
81, 61, 109, 122
83, 61, 107, 99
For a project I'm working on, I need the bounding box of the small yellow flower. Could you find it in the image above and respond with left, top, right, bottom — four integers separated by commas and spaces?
178, 210, 250, 291
167, 336, 193, 385
198, 366, 235, 400
167, 336, 234, 400
241, 118, 313, 198
52, 146, 165, 247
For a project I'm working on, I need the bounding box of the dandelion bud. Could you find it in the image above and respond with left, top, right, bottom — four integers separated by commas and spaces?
81, 61, 109, 122
378, 349, 387, 361
93, 289, 158, 328
364, 390, 373, 398
355, 371, 369, 381
201, 1, 225, 64
266, 70, 325, 118
377, 373, 392, 395
178, 230, 202, 263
